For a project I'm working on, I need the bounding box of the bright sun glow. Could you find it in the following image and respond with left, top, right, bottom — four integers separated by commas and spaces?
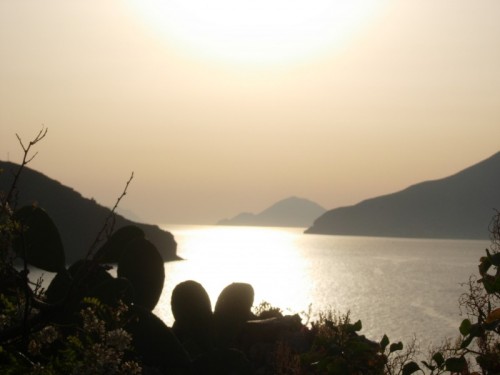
127, 0, 388, 65
153, 226, 312, 324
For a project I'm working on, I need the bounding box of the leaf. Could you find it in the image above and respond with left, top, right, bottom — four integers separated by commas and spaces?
459, 318, 471, 336
482, 319, 499, 331
350, 319, 362, 332
481, 274, 497, 294
489, 251, 500, 266
445, 357, 467, 372
493, 275, 500, 294
402, 361, 421, 375
13, 205, 65, 272
485, 307, 500, 323
431, 352, 445, 368
470, 323, 484, 337
460, 334, 474, 349
380, 334, 390, 351
389, 342, 403, 353
478, 255, 491, 276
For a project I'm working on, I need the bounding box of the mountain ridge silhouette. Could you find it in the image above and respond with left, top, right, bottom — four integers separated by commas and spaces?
306, 152, 500, 239
0, 161, 179, 263
218, 196, 326, 228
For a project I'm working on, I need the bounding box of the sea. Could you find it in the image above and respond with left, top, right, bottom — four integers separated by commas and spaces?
153, 225, 488, 348
28, 224, 488, 349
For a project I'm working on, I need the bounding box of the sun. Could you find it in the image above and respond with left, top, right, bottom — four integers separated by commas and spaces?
127, 0, 388, 66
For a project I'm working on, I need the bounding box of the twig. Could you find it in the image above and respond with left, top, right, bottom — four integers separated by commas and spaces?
4, 126, 48, 209
86, 171, 135, 260
1, 127, 48, 348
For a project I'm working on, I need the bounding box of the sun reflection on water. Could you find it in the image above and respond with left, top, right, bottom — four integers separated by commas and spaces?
26, 226, 487, 345
155, 225, 317, 325
154, 225, 486, 346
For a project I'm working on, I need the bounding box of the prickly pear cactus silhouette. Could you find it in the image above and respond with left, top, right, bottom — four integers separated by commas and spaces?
117, 237, 165, 310
13, 205, 65, 272
94, 225, 145, 263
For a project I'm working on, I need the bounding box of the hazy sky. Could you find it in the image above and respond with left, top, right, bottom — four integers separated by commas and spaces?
1, 0, 500, 225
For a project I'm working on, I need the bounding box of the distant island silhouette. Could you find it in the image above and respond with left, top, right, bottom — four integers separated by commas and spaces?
306, 151, 500, 239
218, 196, 326, 228
0, 161, 179, 263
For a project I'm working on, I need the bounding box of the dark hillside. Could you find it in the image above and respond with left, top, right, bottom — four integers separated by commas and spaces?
0, 161, 178, 263
306, 152, 500, 239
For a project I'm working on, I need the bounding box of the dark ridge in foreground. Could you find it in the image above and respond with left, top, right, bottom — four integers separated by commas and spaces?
0, 161, 179, 263
306, 151, 500, 239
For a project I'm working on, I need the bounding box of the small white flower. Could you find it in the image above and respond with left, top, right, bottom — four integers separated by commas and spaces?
0, 314, 9, 329
120, 361, 142, 375
30, 362, 46, 375
81, 306, 105, 338
28, 339, 42, 356
113, 300, 129, 321
90, 343, 120, 372
106, 328, 132, 352
40, 325, 58, 344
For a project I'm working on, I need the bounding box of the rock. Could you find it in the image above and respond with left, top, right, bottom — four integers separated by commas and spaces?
241, 315, 313, 372
240, 315, 304, 348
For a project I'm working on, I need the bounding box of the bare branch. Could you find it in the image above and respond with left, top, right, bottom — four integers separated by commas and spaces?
4, 126, 48, 208
86, 171, 135, 260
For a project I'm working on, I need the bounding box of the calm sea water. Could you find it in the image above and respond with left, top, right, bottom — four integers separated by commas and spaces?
154, 225, 488, 347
